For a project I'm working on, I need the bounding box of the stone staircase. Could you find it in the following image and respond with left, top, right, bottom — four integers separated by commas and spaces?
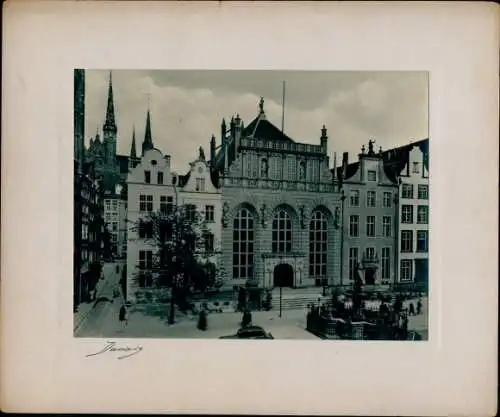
270, 287, 329, 311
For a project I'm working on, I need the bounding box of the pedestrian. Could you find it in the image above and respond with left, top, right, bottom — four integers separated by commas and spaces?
119, 303, 128, 328
417, 299, 422, 315
409, 302, 415, 316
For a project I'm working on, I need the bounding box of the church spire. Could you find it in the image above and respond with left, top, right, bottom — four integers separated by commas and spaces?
103, 71, 117, 133
142, 108, 154, 155
130, 126, 137, 159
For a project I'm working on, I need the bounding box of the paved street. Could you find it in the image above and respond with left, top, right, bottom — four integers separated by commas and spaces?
75, 264, 428, 339
74, 262, 123, 337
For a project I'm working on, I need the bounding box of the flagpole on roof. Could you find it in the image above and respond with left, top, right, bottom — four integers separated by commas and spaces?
281, 80, 286, 133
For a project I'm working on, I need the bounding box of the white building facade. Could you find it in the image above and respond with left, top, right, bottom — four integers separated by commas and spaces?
177, 148, 222, 282
126, 148, 175, 302
397, 144, 429, 284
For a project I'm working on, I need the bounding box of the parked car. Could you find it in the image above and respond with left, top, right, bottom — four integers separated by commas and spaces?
219, 325, 274, 339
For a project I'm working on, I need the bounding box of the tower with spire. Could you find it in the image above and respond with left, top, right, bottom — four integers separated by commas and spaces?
103, 71, 118, 166
142, 108, 154, 156
130, 126, 137, 159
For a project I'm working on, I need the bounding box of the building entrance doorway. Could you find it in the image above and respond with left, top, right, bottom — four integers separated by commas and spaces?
274, 264, 294, 288
364, 267, 376, 285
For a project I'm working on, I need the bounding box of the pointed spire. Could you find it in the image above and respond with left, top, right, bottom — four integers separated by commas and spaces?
142, 108, 154, 155
259, 97, 265, 114
130, 126, 137, 159
103, 71, 117, 133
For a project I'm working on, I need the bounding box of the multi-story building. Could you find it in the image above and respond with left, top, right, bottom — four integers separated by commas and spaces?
383, 139, 429, 286
85, 72, 141, 262
74, 68, 105, 309
125, 122, 176, 301
177, 146, 222, 281
211, 98, 342, 290
103, 185, 124, 258
336, 140, 399, 287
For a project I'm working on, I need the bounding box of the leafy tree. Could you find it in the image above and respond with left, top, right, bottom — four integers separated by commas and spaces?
130, 205, 211, 323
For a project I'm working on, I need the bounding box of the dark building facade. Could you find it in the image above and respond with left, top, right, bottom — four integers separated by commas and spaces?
74, 69, 107, 310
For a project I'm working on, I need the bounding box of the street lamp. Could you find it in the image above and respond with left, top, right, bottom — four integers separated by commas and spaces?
278, 253, 284, 318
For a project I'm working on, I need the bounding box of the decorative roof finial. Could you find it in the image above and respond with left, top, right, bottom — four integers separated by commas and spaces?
259, 96, 265, 113
379, 146, 383, 154
199, 146, 205, 161
321, 124, 327, 137
368, 139, 375, 155
361, 144, 365, 154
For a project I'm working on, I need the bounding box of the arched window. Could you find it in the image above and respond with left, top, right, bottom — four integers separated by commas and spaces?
309, 211, 327, 278
232, 208, 254, 279
272, 210, 292, 253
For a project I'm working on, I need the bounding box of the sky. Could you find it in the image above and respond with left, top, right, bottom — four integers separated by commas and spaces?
84, 70, 428, 173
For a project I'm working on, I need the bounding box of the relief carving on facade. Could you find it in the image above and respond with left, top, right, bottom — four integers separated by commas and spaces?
334, 206, 341, 229
260, 158, 269, 178
298, 205, 306, 229
221, 202, 230, 227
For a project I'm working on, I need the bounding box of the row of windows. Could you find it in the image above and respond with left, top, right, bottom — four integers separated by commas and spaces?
144, 170, 208, 192
106, 221, 119, 232
349, 215, 392, 237
402, 205, 428, 224
105, 199, 119, 211
138, 195, 215, 222
401, 230, 428, 253
348, 184, 428, 208
349, 190, 392, 208
144, 170, 164, 185
348, 247, 391, 280
402, 184, 429, 200
232, 208, 329, 279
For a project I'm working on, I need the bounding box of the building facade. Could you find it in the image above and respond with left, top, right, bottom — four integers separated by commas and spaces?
212, 98, 342, 290
177, 147, 222, 279
388, 142, 429, 284
337, 141, 399, 287
126, 146, 176, 302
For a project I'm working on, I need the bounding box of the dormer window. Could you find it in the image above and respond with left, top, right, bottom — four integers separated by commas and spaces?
412, 162, 420, 174
367, 170, 377, 181
144, 170, 151, 184
157, 171, 164, 185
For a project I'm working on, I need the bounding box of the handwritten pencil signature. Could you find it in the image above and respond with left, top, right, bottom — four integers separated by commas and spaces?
86, 341, 143, 360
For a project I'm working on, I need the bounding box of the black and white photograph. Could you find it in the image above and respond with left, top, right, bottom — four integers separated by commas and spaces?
74, 70, 429, 341
3, 2, 497, 415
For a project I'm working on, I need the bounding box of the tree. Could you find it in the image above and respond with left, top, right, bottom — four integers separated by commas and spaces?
131, 205, 211, 323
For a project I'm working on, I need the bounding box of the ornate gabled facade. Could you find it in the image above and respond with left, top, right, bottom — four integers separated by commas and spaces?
126, 147, 175, 301
381, 139, 429, 285
211, 98, 342, 290
177, 147, 222, 281
337, 141, 399, 287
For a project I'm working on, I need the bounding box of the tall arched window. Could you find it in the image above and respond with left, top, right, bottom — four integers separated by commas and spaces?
272, 210, 292, 253
309, 211, 327, 278
233, 208, 255, 279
